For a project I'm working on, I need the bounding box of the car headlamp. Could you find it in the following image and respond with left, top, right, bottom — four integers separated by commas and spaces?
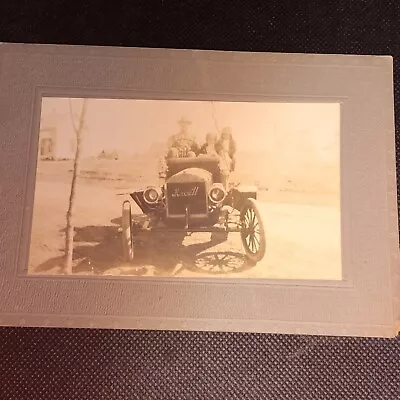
208, 183, 227, 204
143, 187, 161, 204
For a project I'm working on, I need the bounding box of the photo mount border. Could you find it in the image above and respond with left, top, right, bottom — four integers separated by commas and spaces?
0, 43, 398, 338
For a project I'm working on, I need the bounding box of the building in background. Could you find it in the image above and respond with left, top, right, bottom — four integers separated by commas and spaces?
38, 100, 79, 161
37, 125, 76, 161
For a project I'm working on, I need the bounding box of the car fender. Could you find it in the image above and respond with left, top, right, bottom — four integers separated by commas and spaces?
230, 184, 258, 211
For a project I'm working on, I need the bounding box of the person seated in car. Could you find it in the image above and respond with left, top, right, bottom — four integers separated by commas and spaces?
198, 132, 219, 157
217, 137, 233, 188
216, 126, 237, 172
166, 117, 199, 158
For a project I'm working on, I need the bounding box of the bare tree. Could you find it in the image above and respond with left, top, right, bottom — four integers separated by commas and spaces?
210, 101, 221, 136
63, 98, 88, 274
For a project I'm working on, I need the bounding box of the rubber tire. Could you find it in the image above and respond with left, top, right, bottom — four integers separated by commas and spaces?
122, 201, 135, 262
240, 198, 266, 264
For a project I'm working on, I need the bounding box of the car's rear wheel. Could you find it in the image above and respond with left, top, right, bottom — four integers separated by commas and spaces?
122, 200, 135, 262
240, 198, 266, 263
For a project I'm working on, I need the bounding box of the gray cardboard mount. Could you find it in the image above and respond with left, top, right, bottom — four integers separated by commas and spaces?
0, 43, 398, 337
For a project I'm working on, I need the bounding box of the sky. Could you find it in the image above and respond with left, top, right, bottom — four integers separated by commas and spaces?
39, 97, 340, 165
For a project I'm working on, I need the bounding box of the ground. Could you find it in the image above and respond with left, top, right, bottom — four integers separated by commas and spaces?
28, 156, 342, 280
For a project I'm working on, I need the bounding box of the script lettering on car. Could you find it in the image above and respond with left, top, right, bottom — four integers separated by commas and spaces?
171, 186, 200, 198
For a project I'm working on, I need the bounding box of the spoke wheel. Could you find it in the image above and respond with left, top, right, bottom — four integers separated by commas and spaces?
122, 200, 135, 262
240, 198, 266, 263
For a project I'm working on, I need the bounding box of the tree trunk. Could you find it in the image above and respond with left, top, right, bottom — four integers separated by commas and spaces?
63, 99, 88, 274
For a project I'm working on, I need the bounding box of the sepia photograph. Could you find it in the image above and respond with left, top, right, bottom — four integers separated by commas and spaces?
28, 97, 341, 280
1, 44, 395, 336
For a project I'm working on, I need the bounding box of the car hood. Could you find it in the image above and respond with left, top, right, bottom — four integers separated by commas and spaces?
166, 167, 213, 184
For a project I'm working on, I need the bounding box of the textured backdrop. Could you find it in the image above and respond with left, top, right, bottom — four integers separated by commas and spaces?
0, 1, 399, 399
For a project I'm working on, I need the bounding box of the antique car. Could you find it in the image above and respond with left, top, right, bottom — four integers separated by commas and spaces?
120, 155, 266, 265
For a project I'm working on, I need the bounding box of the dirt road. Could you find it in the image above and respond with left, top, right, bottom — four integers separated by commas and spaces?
29, 178, 341, 280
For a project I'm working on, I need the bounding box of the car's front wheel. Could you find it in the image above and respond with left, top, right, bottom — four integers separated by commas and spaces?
121, 200, 135, 262
240, 198, 266, 264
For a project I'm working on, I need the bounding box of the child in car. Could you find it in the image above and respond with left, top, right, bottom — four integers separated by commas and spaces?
198, 132, 219, 157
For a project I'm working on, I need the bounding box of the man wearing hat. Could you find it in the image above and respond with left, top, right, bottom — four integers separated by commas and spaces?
166, 117, 199, 158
